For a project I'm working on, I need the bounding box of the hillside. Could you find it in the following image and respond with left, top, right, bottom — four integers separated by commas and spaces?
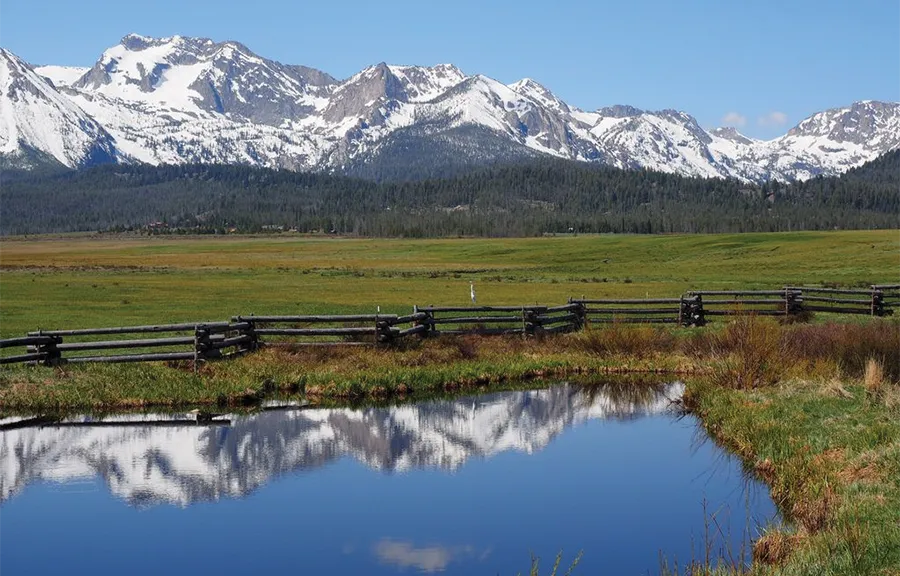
2, 151, 897, 237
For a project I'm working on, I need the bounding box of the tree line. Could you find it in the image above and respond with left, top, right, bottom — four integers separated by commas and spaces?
1, 150, 897, 237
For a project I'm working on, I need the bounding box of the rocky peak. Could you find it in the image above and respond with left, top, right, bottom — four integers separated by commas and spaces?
323, 62, 407, 124
711, 126, 754, 145
787, 101, 900, 146
509, 77, 570, 114
72, 34, 330, 125
120, 33, 158, 51
597, 104, 643, 118
387, 63, 466, 102
653, 108, 712, 144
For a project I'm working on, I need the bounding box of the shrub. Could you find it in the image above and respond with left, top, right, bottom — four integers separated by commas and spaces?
709, 315, 788, 389
577, 322, 675, 358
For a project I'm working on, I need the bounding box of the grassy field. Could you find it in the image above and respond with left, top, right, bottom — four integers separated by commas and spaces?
0, 230, 897, 337
1, 230, 899, 575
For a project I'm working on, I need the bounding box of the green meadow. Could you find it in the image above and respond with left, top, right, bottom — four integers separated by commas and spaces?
0, 229, 896, 337
1, 230, 899, 575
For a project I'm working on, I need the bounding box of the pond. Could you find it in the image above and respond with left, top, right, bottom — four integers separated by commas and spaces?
1, 381, 777, 575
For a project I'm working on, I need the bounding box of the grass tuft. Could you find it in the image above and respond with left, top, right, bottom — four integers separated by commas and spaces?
578, 322, 675, 358
822, 378, 854, 399
863, 357, 885, 396
883, 384, 900, 414
521, 550, 583, 576
709, 315, 789, 389
752, 529, 801, 565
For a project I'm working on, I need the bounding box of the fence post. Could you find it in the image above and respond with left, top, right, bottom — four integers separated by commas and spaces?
871, 288, 884, 317
569, 298, 587, 331
412, 305, 433, 338
523, 307, 539, 337
679, 296, 689, 327
376, 315, 394, 345
785, 288, 803, 315
684, 294, 705, 327
681, 295, 702, 327
245, 319, 259, 352
412, 305, 424, 339
233, 316, 259, 353
425, 307, 436, 336
193, 325, 210, 371
38, 335, 63, 366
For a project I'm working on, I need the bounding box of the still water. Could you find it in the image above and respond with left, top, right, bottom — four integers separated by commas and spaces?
1, 382, 777, 575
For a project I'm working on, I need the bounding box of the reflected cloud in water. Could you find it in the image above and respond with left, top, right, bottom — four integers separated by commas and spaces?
372, 539, 489, 573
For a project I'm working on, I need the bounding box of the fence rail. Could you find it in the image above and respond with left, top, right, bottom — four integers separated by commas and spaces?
2, 284, 895, 366
572, 296, 695, 325
878, 285, 900, 312
785, 286, 893, 316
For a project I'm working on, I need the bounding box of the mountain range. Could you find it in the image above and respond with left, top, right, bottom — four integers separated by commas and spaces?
2, 34, 899, 182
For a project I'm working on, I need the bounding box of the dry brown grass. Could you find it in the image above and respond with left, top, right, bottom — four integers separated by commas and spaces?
708, 315, 790, 389
752, 530, 802, 565
864, 357, 886, 395
758, 447, 843, 535
883, 384, 900, 412
835, 460, 882, 486
577, 322, 676, 358
784, 321, 900, 382
822, 378, 854, 399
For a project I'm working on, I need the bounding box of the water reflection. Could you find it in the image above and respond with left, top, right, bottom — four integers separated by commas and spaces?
372, 540, 490, 573
1, 381, 682, 507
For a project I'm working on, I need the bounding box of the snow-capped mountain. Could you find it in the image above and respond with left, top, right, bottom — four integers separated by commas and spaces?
1, 382, 682, 507
0, 49, 119, 169
3, 34, 898, 181
761, 100, 900, 180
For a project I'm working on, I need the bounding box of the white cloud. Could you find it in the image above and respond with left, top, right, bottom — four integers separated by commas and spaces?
758, 111, 788, 127
721, 112, 747, 127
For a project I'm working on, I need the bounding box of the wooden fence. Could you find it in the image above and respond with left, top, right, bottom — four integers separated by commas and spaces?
570, 297, 696, 325
687, 289, 802, 324
875, 285, 900, 315
412, 304, 583, 337
1, 284, 895, 366
0, 322, 252, 367
232, 314, 394, 346
792, 286, 886, 316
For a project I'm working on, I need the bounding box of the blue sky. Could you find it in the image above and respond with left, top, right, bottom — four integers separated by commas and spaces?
2, 0, 897, 139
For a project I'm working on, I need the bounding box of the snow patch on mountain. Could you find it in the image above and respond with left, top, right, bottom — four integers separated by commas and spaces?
34, 65, 89, 87
3, 35, 898, 180
387, 63, 466, 102
0, 49, 119, 168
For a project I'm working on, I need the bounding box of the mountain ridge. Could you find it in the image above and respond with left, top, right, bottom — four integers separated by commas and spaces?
0, 48, 121, 169
1, 34, 898, 181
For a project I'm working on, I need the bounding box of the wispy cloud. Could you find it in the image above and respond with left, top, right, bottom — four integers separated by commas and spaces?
721, 112, 747, 127
758, 111, 788, 127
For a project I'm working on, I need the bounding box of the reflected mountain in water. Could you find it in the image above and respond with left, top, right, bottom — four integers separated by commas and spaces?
1, 381, 682, 507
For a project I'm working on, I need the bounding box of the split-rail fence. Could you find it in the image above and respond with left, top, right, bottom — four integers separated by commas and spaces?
1, 284, 896, 367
